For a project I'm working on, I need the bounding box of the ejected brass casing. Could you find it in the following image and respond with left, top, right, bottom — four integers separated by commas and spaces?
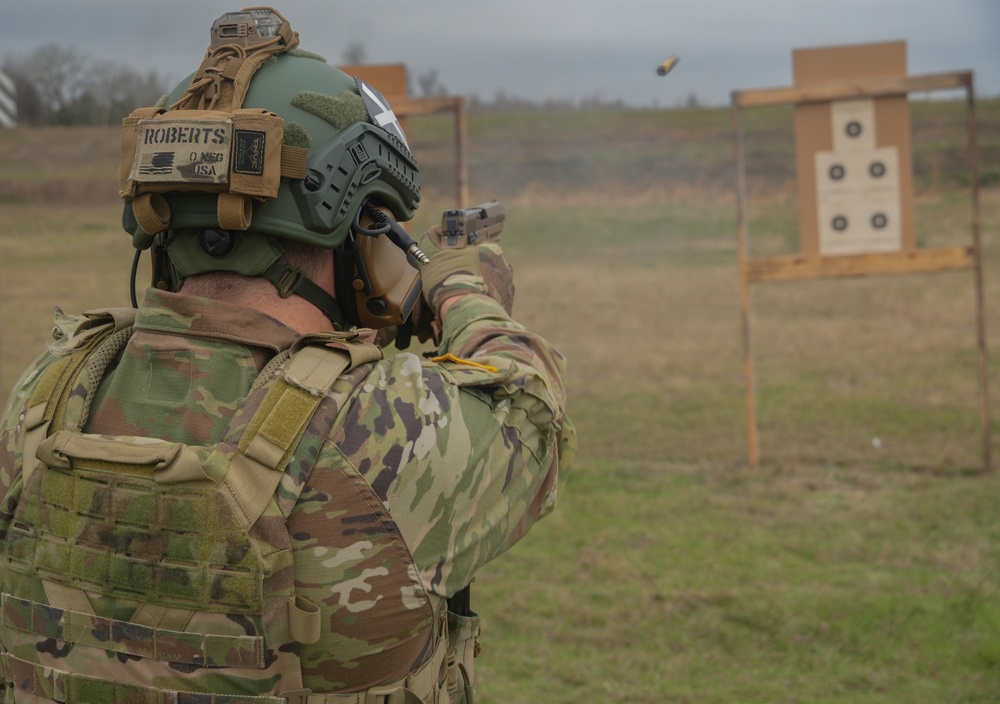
656, 55, 680, 76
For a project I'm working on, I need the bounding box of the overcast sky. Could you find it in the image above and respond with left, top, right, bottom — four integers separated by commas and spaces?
2, 0, 998, 107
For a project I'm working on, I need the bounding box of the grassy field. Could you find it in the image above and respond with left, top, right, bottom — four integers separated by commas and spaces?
2, 100, 999, 701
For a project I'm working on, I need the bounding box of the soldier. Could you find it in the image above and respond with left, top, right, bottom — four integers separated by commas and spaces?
0, 7, 574, 704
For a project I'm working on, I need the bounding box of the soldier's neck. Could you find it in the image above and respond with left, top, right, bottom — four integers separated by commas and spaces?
179, 271, 337, 335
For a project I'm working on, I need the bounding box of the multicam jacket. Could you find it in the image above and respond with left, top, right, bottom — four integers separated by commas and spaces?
0, 288, 573, 703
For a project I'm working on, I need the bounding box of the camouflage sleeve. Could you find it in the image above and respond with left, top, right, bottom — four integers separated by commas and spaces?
333, 292, 574, 599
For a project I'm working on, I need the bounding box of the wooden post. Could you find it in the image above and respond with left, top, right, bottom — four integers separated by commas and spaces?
732, 97, 760, 469
966, 77, 992, 474
455, 96, 469, 208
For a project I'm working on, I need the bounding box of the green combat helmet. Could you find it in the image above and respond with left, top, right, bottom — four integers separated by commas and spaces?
119, 7, 424, 329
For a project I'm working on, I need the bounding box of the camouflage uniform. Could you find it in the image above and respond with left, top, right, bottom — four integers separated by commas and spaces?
0, 287, 573, 702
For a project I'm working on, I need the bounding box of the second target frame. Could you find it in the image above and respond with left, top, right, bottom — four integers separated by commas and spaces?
729, 41, 989, 472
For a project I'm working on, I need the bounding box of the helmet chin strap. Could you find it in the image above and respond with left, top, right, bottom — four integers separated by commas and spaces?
262, 259, 347, 330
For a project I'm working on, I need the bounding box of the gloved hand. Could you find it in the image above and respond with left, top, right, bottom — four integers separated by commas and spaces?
417, 225, 515, 317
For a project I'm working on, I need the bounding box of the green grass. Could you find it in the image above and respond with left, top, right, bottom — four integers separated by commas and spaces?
2, 101, 1000, 702
474, 460, 1000, 703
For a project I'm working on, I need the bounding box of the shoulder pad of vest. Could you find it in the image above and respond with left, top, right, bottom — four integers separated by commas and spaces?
49, 307, 136, 355
292, 330, 383, 370
79, 307, 138, 334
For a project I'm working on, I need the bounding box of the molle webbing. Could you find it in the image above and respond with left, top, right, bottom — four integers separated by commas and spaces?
1, 593, 265, 669
1, 650, 435, 704
7, 435, 268, 614
0, 606, 447, 704
2, 651, 286, 704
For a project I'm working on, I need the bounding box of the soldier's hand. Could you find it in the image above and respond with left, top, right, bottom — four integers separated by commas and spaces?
418, 225, 515, 316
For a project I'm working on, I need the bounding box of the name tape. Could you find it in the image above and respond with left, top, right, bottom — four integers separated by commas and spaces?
131, 119, 234, 185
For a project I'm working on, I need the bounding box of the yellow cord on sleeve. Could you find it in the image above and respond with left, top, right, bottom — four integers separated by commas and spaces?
430, 353, 499, 373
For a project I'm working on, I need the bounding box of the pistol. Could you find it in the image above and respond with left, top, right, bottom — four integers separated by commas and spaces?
393, 200, 506, 350
438, 200, 505, 248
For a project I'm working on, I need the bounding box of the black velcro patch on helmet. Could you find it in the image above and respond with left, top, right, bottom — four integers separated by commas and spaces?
233, 129, 266, 175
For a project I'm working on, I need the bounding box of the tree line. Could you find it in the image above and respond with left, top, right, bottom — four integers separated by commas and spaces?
2, 44, 451, 126
2, 44, 671, 127
2, 46, 169, 126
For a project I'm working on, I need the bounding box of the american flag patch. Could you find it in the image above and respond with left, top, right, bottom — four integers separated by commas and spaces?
138, 151, 175, 176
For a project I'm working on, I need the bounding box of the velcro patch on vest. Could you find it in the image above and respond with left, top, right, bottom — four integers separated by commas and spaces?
130, 118, 233, 185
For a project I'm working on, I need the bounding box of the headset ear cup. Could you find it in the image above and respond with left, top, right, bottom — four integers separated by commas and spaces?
334, 244, 361, 328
